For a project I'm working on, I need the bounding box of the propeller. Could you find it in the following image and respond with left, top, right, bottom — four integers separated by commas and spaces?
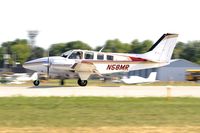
46, 50, 50, 79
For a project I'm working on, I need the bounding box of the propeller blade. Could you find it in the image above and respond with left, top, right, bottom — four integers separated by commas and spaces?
47, 51, 50, 79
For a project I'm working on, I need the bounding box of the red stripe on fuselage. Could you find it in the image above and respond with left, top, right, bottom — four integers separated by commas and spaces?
129, 57, 147, 61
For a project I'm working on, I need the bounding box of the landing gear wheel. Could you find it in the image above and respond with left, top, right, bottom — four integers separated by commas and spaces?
60, 79, 65, 86
33, 80, 40, 86
77, 78, 88, 86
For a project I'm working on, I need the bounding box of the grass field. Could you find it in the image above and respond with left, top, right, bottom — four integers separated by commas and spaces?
0, 97, 200, 132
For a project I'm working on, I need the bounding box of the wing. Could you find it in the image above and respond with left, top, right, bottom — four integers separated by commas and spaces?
72, 61, 101, 80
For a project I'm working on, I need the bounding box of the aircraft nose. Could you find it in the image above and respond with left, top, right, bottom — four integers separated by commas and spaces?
23, 62, 28, 69
23, 60, 39, 70
23, 57, 49, 70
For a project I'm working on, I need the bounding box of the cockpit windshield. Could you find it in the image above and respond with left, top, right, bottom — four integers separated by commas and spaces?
61, 50, 72, 58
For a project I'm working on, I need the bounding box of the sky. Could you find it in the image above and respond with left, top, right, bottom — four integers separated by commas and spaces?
0, 0, 200, 49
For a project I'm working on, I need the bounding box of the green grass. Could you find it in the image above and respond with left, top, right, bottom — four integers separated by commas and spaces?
0, 97, 200, 127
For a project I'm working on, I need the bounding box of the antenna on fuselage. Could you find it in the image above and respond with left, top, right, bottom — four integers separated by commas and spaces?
99, 46, 105, 52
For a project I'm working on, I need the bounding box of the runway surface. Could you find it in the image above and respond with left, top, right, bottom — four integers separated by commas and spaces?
0, 86, 200, 97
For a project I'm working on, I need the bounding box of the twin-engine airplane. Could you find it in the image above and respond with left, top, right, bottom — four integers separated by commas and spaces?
23, 33, 178, 86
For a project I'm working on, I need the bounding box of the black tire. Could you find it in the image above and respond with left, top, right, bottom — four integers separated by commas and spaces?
33, 80, 40, 86
77, 78, 88, 86
60, 79, 65, 86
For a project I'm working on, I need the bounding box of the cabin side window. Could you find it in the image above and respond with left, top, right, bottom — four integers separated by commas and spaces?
107, 55, 113, 60
68, 51, 83, 59
97, 54, 104, 60
85, 52, 94, 59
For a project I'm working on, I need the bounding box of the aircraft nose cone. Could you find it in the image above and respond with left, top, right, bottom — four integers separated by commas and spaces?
23, 62, 28, 69
23, 57, 49, 70
23, 60, 38, 70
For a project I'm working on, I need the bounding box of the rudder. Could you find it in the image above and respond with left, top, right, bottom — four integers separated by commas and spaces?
143, 33, 178, 63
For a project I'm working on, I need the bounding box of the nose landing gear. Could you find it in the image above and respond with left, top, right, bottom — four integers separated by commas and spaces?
77, 78, 88, 86
33, 80, 40, 86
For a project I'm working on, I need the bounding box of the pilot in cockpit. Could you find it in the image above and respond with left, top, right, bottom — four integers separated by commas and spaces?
76, 52, 82, 59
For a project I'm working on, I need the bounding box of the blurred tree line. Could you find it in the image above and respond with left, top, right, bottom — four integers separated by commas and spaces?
0, 38, 200, 68
0, 39, 45, 67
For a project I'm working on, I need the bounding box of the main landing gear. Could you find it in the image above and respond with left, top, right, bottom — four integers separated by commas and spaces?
60, 79, 65, 86
33, 79, 88, 86
77, 78, 88, 86
33, 80, 40, 86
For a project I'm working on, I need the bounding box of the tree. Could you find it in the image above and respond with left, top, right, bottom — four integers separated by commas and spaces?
172, 42, 185, 59
29, 46, 45, 59
1, 39, 31, 64
64, 41, 92, 51
0, 47, 4, 67
49, 41, 92, 56
130, 39, 152, 53
49, 43, 65, 56
102, 39, 130, 53
140, 40, 153, 53
180, 41, 200, 64
11, 44, 31, 64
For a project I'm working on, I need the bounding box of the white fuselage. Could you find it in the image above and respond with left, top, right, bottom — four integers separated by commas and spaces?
22, 34, 178, 86
23, 50, 168, 79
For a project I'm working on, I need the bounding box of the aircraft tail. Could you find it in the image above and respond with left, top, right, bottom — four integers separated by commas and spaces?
143, 33, 178, 63
147, 72, 157, 81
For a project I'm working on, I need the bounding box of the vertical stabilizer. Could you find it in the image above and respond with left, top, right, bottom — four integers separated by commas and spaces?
143, 33, 178, 62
